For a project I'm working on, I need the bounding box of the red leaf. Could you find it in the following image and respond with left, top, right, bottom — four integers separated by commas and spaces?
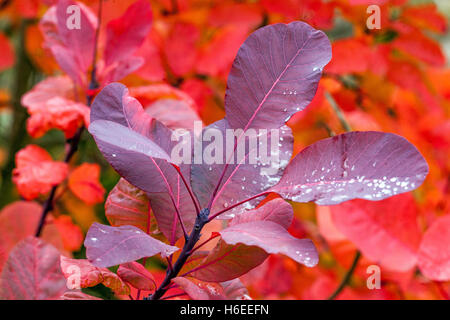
418, 215, 450, 281
85, 223, 179, 267
105, 178, 152, 232
330, 194, 422, 271
12, 145, 68, 200
104, 0, 152, 67
196, 26, 248, 77
0, 237, 66, 300
117, 262, 156, 291
393, 31, 446, 67
0, 33, 14, 71
21, 76, 89, 138
271, 131, 429, 205
0, 201, 64, 272
60, 256, 130, 295
325, 38, 372, 74
68, 163, 105, 205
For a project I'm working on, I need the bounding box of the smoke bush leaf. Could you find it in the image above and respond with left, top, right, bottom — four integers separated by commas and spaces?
271, 131, 429, 205
220, 221, 318, 267
85, 223, 179, 268
225, 21, 331, 130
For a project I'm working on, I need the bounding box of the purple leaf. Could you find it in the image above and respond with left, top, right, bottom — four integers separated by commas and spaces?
85, 223, 179, 268
225, 21, 331, 130
230, 198, 293, 229
219, 221, 318, 267
90, 83, 153, 134
191, 119, 293, 218
271, 131, 429, 205
91, 83, 198, 241
0, 237, 66, 300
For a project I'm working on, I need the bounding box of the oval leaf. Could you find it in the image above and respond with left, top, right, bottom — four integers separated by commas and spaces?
330, 194, 422, 271
271, 131, 429, 205
225, 21, 331, 130
0, 237, 66, 300
219, 221, 318, 267
85, 223, 179, 268
417, 215, 450, 281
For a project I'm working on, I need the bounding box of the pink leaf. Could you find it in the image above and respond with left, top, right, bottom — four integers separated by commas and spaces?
60, 256, 130, 295
417, 215, 450, 281
85, 223, 179, 268
104, 0, 152, 67
117, 262, 156, 291
330, 194, 422, 271
0, 237, 66, 300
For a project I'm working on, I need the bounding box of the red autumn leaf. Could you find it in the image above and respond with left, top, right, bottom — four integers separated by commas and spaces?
401, 4, 447, 34
0, 201, 64, 272
12, 145, 68, 200
68, 163, 105, 205
196, 26, 248, 77
325, 38, 372, 74
60, 256, 130, 295
117, 262, 156, 291
135, 30, 165, 82
393, 31, 446, 67
0, 237, 67, 300
53, 215, 84, 252
330, 194, 422, 271
0, 33, 15, 71
21, 76, 89, 138
417, 215, 450, 281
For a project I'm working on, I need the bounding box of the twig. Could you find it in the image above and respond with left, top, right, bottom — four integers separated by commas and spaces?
325, 91, 352, 132
328, 250, 361, 300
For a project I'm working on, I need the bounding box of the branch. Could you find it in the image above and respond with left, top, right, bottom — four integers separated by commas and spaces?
146, 209, 210, 300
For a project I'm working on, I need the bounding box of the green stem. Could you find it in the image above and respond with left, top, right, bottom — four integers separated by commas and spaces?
328, 250, 361, 300
325, 91, 352, 132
